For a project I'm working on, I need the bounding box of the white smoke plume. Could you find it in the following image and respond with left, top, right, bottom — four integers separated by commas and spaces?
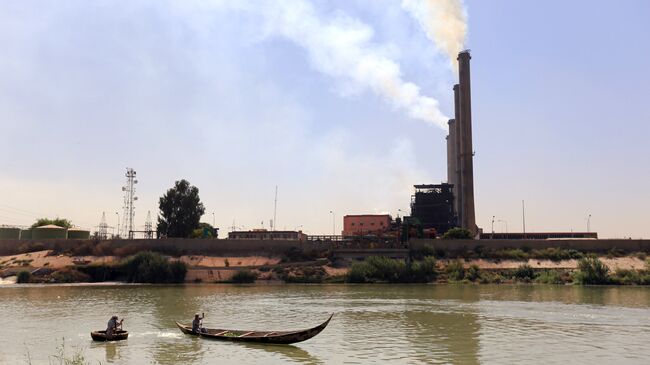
401, 0, 467, 67
203, 0, 449, 129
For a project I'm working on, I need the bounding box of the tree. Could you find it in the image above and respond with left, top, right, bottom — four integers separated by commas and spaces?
157, 179, 205, 238
31, 218, 72, 229
441, 227, 472, 239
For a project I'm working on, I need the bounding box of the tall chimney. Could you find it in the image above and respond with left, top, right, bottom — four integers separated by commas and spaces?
453, 84, 463, 226
458, 50, 476, 236
446, 119, 458, 218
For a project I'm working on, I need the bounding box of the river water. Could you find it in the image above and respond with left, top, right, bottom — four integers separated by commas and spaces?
0, 284, 649, 364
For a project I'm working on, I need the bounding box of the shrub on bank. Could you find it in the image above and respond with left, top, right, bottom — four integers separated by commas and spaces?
50, 268, 91, 283
514, 264, 535, 282
77, 264, 120, 282
346, 256, 438, 283
16, 270, 31, 283
445, 260, 465, 281
573, 255, 610, 285
465, 264, 480, 282
534, 270, 567, 284
282, 266, 327, 283
230, 270, 258, 283
121, 251, 187, 283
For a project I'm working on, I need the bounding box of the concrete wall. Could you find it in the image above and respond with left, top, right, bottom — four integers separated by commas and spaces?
411, 239, 650, 253
0, 238, 329, 256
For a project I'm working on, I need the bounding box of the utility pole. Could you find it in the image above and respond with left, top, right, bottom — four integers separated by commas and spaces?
587, 214, 592, 233
115, 212, 120, 238
329, 210, 335, 236
491, 215, 495, 236
273, 186, 278, 231
121, 168, 138, 239
522, 200, 526, 238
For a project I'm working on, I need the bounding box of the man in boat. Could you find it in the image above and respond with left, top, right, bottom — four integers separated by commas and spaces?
106, 315, 123, 337
192, 313, 206, 333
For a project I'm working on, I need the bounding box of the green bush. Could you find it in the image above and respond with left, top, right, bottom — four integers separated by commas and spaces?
230, 270, 258, 283
442, 228, 472, 239
535, 270, 566, 284
77, 264, 120, 282
465, 264, 480, 282
445, 260, 465, 281
346, 256, 438, 283
410, 256, 438, 283
410, 244, 436, 260
530, 248, 583, 261
120, 251, 187, 283
514, 264, 535, 281
16, 270, 31, 283
479, 271, 503, 284
51, 268, 91, 283
282, 267, 326, 283
574, 255, 610, 285
347, 262, 370, 283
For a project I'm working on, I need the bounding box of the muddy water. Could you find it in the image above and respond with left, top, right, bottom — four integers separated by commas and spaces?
0, 284, 649, 364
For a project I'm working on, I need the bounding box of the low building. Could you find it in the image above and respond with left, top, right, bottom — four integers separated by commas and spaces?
342, 214, 392, 237
228, 229, 307, 241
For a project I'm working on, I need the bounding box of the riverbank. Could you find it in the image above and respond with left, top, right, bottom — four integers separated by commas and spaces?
1, 248, 649, 286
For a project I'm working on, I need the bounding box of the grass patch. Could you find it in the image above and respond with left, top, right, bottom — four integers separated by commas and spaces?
347, 256, 437, 283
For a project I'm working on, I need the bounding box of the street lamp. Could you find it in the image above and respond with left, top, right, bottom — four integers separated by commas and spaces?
587, 214, 592, 233
498, 219, 508, 233
115, 212, 120, 238
491, 215, 495, 235
329, 210, 335, 236
212, 212, 215, 227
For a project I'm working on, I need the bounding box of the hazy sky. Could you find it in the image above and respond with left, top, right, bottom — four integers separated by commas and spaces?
1, 0, 649, 238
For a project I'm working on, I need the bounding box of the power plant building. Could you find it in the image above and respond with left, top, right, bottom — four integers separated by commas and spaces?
411, 50, 477, 237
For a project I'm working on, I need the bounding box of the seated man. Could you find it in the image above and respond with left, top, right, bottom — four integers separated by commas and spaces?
192, 313, 206, 333
106, 315, 123, 337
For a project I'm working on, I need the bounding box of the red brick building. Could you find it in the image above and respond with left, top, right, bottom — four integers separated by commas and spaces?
342, 214, 392, 236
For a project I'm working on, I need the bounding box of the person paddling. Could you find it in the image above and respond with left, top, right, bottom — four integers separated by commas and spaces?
192, 313, 206, 334
107, 315, 124, 337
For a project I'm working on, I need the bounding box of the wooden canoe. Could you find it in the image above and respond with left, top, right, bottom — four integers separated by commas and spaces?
90, 330, 129, 342
175, 314, 332, 345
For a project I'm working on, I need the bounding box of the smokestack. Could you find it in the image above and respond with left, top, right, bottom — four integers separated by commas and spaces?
453, 84, 462, 226
457, 50, 476, 235
446, 119, 458, 217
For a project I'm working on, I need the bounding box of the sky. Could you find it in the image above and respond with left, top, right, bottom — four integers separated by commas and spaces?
1, 0, 649, 238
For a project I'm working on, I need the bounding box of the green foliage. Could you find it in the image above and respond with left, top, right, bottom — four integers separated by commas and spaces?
51, 268, 91, 283
409, 256, 438, 283
441, 227, 472, 239
191, 223, 216, 238
573, 255, 610, 285
465, 264, 481, 282
230, 270, 258, 283
478, 271, 503, 284
121, 251, 187, 283
410, 244, 437, 260
346, 256, 438, 283
535, 270, 566, 284
606, 247, 626, 258
77, 264, 120, 282
157, 179, 205, 238
282, 266, 326, 283
445, 260, 465, 281
530, 248, 583, 261
31, 218, 72, 229
16, 270, 31, 283
514, 264, 535, 281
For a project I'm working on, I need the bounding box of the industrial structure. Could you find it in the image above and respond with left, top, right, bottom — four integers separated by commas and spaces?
121, 168, 138, 239
408, 50, 477, 237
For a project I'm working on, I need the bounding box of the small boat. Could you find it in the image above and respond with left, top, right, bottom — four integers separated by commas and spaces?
175, 314, 332, 345
90, 330, 129, 342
